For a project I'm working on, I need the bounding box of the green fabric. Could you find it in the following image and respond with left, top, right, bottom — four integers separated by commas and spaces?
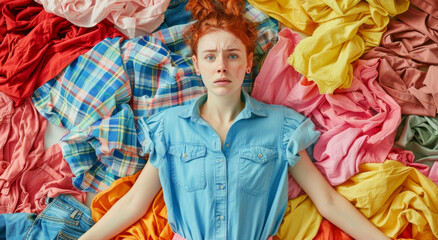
395, 115, 438, 167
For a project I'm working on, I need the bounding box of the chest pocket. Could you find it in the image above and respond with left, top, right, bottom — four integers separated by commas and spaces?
238, 146, 277, 195
168, 144, 207, 192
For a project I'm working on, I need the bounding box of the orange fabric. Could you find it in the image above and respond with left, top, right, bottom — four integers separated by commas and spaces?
91, 171, 174, 240
313, 220, 352, 240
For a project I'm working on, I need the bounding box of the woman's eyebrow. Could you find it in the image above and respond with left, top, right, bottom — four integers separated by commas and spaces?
201, 48, 242, 54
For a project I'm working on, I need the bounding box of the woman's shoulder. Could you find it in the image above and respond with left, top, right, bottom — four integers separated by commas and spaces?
250, 97, 305, 121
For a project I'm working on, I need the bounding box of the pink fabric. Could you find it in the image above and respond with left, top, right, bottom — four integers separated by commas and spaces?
386, 148, 430, 177
0, 92, 86, 214
252, 29, 401, 189
36, 0, 171, 38
361, 4, 438, 116
172, 233, 274, 240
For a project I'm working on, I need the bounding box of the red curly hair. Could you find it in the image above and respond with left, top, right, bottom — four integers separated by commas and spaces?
185, 0, 257, 57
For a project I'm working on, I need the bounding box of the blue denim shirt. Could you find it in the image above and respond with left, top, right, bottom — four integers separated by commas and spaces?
137, 91, 320, 240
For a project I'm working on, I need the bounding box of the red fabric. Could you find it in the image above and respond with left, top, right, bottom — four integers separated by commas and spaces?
0, 0, 126, 106
313, 220, 352, 240
0, 92, 86, 214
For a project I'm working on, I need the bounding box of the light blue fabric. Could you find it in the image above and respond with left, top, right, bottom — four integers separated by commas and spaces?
0, 194, 94, 240
137, 91, 320, 240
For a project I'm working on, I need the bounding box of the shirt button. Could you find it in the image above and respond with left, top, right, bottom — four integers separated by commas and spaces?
218, 159, 223, 162
219, 216, 224, 220
220, 185, 224, 189
1, 163, 7, 169
258, 153, 263, 158
183, 153, 188, 158
225, 143, 229, 147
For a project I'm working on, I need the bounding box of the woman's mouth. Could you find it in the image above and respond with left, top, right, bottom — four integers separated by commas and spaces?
214, 78, 231, 86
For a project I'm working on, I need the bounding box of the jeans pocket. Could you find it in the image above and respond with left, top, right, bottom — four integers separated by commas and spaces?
238, 146, 277, 195
168, 144, 206, 191
57, 230, 80, 240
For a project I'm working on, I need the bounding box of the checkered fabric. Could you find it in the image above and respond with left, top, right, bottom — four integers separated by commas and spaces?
32, 3, 278, 192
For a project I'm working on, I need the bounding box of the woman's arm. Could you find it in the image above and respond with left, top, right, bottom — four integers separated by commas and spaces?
79, 161, 162, 240
288, 150, 390, 240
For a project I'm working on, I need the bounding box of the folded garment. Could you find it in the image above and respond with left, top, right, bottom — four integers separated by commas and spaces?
0, 92, 86, 214
0, 0, 125, 106
36, 0, 171, 38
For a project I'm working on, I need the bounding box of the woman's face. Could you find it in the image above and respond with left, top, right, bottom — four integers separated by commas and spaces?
192, 29, 253, 98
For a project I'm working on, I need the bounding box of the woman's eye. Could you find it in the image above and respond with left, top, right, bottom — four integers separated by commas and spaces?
205, 55, 215, 61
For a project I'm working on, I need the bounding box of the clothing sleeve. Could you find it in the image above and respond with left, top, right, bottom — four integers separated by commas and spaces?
283, 108, 320, 167
136, 111, 166, 168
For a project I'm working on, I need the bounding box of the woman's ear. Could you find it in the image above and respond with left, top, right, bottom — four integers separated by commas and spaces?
246, 53, 253, 73
192, 55, 201, 75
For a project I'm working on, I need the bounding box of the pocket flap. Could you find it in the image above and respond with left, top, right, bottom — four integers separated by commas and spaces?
169, 144, 206, 162
239, 146, 277, 164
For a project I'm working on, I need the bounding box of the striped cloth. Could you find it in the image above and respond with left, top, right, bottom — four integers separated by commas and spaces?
32, 3, 278, 192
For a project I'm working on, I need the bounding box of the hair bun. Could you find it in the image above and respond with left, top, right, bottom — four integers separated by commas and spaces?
186, 0, 245, 21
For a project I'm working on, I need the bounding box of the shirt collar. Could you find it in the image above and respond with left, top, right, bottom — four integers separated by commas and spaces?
177, 90, 267, 120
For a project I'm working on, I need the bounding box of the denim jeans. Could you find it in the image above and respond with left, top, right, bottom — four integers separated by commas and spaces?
0, 194, 94, 240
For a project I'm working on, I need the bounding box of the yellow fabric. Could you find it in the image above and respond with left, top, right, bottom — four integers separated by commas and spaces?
247, 0, 318, 35
336, 160, 438, 239
274, 194, 323, 240
276, 160, 438, 239
284, 0, 409, 93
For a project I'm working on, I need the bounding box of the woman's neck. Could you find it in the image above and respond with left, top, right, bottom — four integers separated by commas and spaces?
200, 92, 245, 125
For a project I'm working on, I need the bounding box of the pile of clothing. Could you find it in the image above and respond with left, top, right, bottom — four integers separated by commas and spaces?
1, 0, 437, 239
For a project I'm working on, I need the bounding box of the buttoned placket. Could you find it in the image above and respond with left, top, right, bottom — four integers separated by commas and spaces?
213, 134, 227, 240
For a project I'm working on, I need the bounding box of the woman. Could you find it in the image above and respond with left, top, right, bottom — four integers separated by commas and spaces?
80, 0, 390, 239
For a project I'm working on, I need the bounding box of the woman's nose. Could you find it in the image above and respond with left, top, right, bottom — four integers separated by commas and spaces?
216, 57, 227, 73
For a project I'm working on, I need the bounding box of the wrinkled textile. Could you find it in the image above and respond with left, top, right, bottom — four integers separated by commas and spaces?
387, 148, 430, 177
336, 160, 438, 239
285, 0, 409, 93
313, 220, 352, 240
32, 4, 278, 192
361, 1, 438, 116
247, 0, 318, 36
395, 115, 438, 183
0, 92, 85, 214
0, 0, 125, 106
36, 0, 171, 38
173, 233, 273, 240
252, 29, 401, 186
277, 161, 438, 239
155, 0, 192, 31
91, 171, 174, 240
137, 91, 320, 239
274, 195, 322, 240
0, 194, 94, 239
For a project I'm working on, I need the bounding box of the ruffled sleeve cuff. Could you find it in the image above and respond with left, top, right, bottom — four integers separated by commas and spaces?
283, 109, 320, 167
136, 111, 166, 167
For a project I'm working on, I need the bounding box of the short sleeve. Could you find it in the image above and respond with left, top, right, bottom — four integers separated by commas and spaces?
136, 111, 166, 168
283, 108, 320, 167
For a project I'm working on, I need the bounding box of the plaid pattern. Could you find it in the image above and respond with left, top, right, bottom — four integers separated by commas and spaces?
32, 3, 278, 192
